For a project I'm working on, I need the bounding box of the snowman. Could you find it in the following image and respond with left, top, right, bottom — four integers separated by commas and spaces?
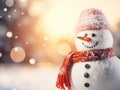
56, 8, 120, 90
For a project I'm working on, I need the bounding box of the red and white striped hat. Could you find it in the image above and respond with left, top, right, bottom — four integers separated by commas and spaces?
75, 8, 111, 34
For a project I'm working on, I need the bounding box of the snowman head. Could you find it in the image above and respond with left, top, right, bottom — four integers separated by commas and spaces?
75, 30, 113, 51
75, 8, 113, 51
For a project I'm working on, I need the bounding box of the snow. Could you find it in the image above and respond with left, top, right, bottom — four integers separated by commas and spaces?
0, 66, 58, 90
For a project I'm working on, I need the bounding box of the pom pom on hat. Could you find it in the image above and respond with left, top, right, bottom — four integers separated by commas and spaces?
75, 8, 111, 34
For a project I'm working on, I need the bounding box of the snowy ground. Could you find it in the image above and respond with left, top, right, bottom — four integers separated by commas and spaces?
0, 65, 58, 90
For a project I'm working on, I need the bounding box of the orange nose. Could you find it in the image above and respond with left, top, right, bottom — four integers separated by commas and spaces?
77, 37, 91, 42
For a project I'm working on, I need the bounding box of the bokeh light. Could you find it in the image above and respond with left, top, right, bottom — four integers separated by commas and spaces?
21, 12, 24, 15
18, 23, 21, 27
25, 42, 29, 45
8, 15, 11, 18
6, 31, 13, 38
5, 0, 14, 7
18, 0, 28, 8
3, 8, 8, 12
42, 43, 46, 47
0, 16, 2, 18
57, 42, 71, 56
29, 58, 36, 65
28, 1, 46, 17
43, 36, 48, 41
15, 36, 18, 39
14, 9, 17, 12
0, 52, 2, 58
10, 47, 26, 63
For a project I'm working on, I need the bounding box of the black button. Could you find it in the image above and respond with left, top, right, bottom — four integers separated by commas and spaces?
84, 83, 90, 87
85, 64, 91, 69
84, 73, 90, 78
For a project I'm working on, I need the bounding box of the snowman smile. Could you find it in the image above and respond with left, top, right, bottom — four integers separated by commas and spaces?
82, 41, 99, 48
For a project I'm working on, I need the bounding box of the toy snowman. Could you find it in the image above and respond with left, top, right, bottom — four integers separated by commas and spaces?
56, 8, 120, 90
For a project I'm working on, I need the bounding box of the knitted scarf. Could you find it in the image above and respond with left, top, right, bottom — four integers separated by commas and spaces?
56, 48, 114, 90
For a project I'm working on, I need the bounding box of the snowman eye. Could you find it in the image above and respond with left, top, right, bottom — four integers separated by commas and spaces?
84, 33, 88, 37
91, 33, 96, 37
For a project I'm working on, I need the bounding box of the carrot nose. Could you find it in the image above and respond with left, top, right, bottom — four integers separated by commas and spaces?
77, 37, 91, 42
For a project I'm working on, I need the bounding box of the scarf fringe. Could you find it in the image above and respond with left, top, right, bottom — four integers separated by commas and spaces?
56, 51, 76, 90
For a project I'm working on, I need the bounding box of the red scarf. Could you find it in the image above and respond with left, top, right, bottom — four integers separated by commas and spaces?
56, 48, 115, 90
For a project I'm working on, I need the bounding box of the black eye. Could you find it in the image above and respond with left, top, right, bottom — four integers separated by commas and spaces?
84, 33, 88, 37
91, 33, 96, 37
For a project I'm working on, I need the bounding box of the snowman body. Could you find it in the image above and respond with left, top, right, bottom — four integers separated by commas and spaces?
71, 56, 120, 90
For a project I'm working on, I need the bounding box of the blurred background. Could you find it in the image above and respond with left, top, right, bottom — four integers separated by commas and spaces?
0, 0, 120, 90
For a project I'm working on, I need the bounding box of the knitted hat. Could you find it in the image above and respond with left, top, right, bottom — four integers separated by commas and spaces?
75, 8, 111, 34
